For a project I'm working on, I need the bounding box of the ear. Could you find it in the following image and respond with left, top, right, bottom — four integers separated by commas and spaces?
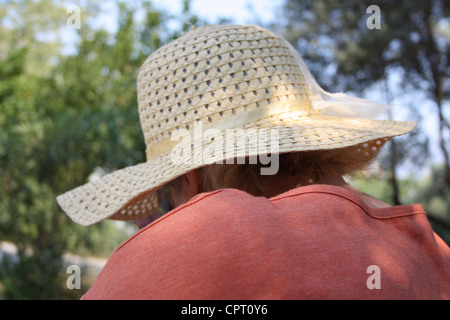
171, 169, 200, 208
183, 169, 200, 199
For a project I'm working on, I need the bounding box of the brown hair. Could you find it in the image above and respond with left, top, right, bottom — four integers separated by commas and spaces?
158, 142, 381, 205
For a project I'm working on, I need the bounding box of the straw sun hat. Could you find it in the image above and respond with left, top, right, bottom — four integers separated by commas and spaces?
57, 24, 416, 226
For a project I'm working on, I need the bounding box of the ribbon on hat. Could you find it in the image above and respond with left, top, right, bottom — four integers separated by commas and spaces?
146, 96, 312, 159
281, 37, 390, 120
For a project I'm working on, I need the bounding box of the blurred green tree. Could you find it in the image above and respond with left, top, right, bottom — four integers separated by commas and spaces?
0, 0, 66, 75
0, 0, 210, 299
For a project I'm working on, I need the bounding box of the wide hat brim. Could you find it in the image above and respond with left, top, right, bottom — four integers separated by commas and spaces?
57, 111, 416, 226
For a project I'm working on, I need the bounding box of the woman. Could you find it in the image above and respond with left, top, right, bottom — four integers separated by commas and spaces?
57, 25, 449, 299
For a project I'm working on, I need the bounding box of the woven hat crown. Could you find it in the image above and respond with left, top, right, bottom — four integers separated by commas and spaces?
137, 25, 313, 159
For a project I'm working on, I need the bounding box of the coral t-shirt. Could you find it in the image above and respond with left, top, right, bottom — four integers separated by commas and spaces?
82, 185, 450, 299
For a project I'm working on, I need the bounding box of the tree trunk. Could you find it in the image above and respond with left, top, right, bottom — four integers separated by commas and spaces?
422, 4, 450, 187
383, 76, 402, 206
389, 139, 401, 206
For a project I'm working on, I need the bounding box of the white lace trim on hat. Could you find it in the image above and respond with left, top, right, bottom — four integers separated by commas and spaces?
281, 37, 390, 120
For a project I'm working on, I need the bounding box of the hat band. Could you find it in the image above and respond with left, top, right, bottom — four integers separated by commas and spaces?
145, 97, 312, 160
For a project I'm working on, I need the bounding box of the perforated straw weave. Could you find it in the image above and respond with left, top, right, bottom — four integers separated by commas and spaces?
57, 25, 417, 226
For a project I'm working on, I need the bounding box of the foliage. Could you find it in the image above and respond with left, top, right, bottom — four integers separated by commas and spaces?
278, 0, 449, 94
0, 0, 209, 299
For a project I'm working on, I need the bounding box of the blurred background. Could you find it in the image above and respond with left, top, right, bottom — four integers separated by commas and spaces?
0, 0, 448, 299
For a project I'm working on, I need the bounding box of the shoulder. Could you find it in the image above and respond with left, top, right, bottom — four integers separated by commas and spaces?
115, 188, 276, 251
115, 185, 428, 256
83, 185, 445, 300
113, 186, 369, 255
